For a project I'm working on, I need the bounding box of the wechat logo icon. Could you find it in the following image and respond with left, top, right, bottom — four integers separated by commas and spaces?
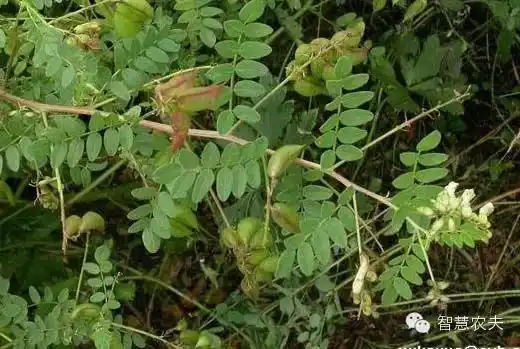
406, 312, 431, 334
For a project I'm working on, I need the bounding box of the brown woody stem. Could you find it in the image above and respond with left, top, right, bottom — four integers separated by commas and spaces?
0, 89, 391, 206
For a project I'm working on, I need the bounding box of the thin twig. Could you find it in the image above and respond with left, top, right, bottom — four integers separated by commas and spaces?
110, 322, 181, 349
478, 214, 520, 308
74, 232, 91, 306
0, 88, 393, 210
67, 159, 127, 206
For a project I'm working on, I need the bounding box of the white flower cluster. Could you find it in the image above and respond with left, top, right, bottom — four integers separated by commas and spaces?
417, 182, 494, 239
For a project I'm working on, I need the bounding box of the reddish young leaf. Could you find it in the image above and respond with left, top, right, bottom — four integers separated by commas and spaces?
176, 85, 224, 112
155, 71, 197, 108
170, 111, 190, 152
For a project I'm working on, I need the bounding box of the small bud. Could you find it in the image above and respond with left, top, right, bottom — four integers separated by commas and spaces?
444, 182, 459, 197
448, 218, 456, 232
430, 219, 444, 233
417, 206, 435, 217
461, 205, 473, 218
479, 202, 494, 217
434, 198, 447, 213
461, 189, 476, 205
448, 197, 461, 211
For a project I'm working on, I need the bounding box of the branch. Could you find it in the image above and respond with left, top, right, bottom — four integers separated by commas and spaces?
0, 89, 393, 207
0, 90, 94, 115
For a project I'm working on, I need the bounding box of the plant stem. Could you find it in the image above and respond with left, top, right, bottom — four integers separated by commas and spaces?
67, 159, 127, 206
0, 333, 13, 344
41, 112, 69, 256
110, 322, 181, 349
47, 0, 117, 25
120, 275, 254, 346
74, 232, 91, 306
331, 89, 472, 171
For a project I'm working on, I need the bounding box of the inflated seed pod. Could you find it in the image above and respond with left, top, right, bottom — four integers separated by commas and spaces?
267, 144, 305, 179
294, 44, 313, 65
195, 332, 211, 348
246, 250, 269, 266
70, 303, 101, 322
220, 227, 239, 248
254, 269, 274, 283
65, 215, 82, 239
310, 38, 335, 62
321, 64, 336, 81
249, 228, 272, 250
310, 58, 326, 80
309, 38, 331, 52
271, 202, 300, 234
79, 211, 105, 233
258, 256, 278, 273
331, 28, 363, 48
293, 78, 326, 97
361, 291, 372, 316
74, 22, 101, 34
347, 47, 369, 65
179, 330, 200, 346
237, 217, 263, 246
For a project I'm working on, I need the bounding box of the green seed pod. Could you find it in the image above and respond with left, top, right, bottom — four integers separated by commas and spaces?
249, 227, 272, 249
321, 64, 336, 81
271, 202, 300, 234
361, 291, 372, 316
258, 256, 279, 273
254, 269, 274, 283
180, 330, 200, 346
294, 44, 313, 65
337, 47, 368, 66
195, 332, 212, 348
404, 0, 427, 22
79, 212, 105, 233
74, 21, 101, 35
65, 215, 82, 239
331, 27, 363, 48
246, 250, 269, 266
310, 59, 326, 80
220, 227, 239, 248
70, 303, 101, 322
267, 144, 305, 179
310, 38, 330, 52
293, 78, 326, 97
237, 217, 264, 246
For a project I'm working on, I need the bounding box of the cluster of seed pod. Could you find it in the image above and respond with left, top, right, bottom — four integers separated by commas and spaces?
220, 217, 278, 299
65, 211, 105, 240
66, 22, 102, 51
285, 16, 370, 97
352, 254, 378, 316
179, 328, 221, 349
